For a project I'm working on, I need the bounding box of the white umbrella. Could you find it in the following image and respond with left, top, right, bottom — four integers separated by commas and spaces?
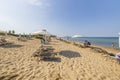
72, 34, 82, 38
32, 29, 51, 36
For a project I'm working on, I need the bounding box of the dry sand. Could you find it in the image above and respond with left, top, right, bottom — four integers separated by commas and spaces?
0, 36, 120, 80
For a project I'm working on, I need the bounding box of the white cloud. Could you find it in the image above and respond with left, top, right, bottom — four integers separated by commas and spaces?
0, 15, 15, 26
22, 0, 51, 7
0, 14, 21, 32
28, 0, 43, 6
0, 0, 51, 33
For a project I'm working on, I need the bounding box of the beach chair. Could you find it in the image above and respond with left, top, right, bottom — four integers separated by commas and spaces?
17, 37, 27, 41
90, 47, 108, 54
32, 45, 58, 61
0, 38, 12, 46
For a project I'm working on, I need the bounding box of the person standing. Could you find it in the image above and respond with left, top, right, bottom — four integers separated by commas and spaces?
112, 42, 115, 49
41, 37, 45, 44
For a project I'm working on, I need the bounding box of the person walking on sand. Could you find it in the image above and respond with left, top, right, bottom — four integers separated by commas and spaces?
112, 42, 115, 49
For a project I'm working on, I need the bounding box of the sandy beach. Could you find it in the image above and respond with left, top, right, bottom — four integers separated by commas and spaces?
0, 36, 120, 80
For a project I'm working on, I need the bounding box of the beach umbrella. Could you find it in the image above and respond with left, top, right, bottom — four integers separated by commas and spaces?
32, 29, 51, 43
32, 29, 51, 36
72, 34, 82, 38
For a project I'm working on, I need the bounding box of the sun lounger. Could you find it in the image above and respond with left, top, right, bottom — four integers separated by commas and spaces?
32, 45, 58, 61
0, 38, 12, 46
17, 37, 27, 41
90, 47, 108, 54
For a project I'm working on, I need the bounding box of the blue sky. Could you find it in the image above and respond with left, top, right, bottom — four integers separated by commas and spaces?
0, 0, 120, 37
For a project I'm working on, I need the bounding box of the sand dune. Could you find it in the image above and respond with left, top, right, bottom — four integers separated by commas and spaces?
0, 36, 120, 80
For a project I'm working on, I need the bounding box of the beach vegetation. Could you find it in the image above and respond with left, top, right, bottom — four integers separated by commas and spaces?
8, 30, 12, 34
0, 31, 5, 35
12, 30, 15, 34
8, 30, 15, 35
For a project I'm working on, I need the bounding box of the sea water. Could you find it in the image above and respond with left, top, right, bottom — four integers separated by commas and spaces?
68, 37, 119, 49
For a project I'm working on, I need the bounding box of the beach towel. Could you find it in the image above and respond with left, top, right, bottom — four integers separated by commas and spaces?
116, 53, 120, 59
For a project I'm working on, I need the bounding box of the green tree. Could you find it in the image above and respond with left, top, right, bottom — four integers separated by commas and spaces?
12, 30, 15, 34
8, 30, 11, 34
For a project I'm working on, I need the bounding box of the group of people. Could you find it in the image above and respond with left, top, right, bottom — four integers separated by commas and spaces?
83, 40, 120, 60
83, 40, 91, 47
83, 40, 116, 49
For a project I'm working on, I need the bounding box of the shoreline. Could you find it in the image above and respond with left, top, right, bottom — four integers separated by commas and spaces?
60, 38, 120, 53
63, 37, 119, 49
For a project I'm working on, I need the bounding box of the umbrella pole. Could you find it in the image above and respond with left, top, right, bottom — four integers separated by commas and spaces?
44, 30, 47, 44
45, 34, 46, 44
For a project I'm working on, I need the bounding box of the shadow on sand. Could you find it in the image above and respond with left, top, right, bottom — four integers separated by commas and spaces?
41, 57, 61, 62
59, 50, 81, 58
0, 74, 19, 80
43, 42, 58, 45
1, 44, 23, 48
